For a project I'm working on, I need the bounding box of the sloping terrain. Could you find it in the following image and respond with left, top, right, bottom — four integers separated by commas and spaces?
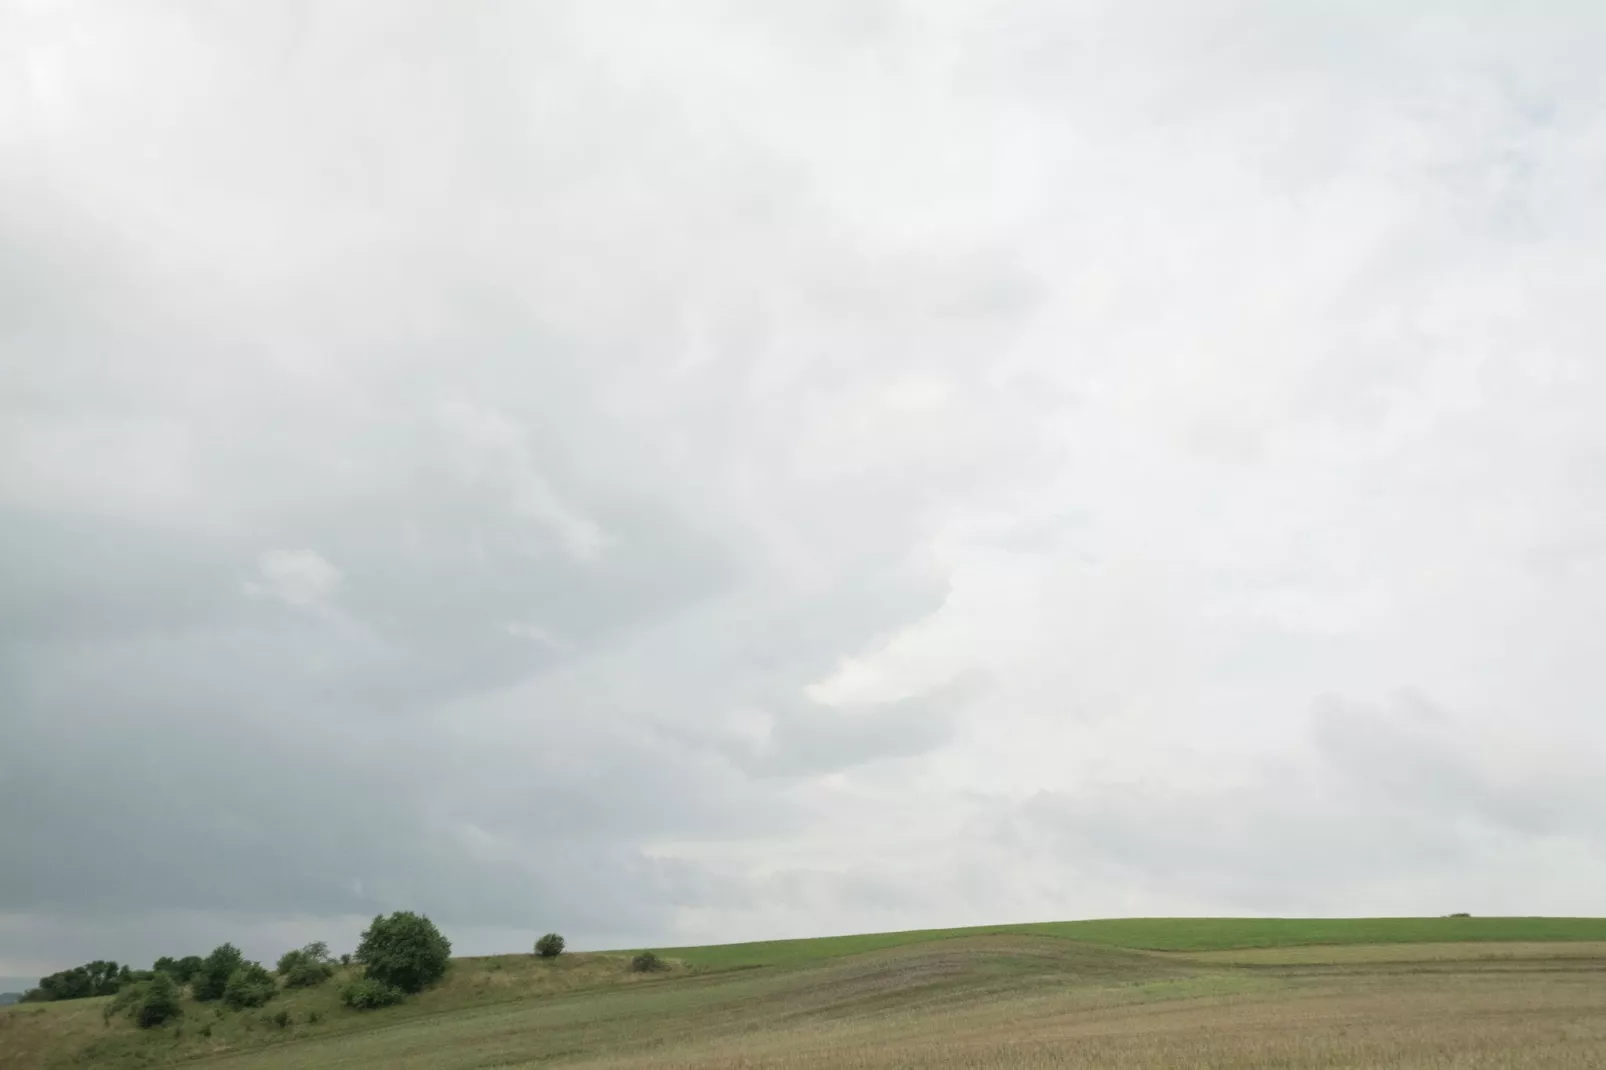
5, 919, 1606, 1069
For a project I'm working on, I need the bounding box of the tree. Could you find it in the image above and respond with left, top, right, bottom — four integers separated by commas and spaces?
30, 962, 115, 1001
355, 912, 451, 993
278, 942, 336, 988
222, 963, 276, 1009
191, 944, 244, 1003
36, 967, 92, 1001
86, 960, 122, 996
136, 972, 183, 1029
534, 933, 565, 959
145, 955, 202, 985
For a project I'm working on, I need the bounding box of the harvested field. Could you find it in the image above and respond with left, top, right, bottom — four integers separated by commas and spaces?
6, 922, 1604, 1069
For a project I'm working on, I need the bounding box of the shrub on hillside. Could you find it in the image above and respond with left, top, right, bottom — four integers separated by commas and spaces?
285, 957, 334, 989
534, 933, 565, 959
339, 977, 406, 1010
355, 912, 451, 993
136, 972, 183, 1029
278, 941, 336, 988
222, 963, 277, 1009
629, 951, 665, 973
191, 944, 245, 1003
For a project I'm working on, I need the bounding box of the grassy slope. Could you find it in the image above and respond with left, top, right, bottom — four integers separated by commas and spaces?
4, 917, 1605, 1069
655, 915, 1606, 968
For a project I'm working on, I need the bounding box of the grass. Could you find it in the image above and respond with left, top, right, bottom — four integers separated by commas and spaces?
3, 918, 1604, 1069
654, 915, 1606, 968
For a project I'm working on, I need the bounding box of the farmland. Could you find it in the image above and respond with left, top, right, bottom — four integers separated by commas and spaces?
4, 918, 1605, 1069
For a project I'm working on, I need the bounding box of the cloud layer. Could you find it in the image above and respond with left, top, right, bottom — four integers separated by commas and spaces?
5, 0, 1606, 982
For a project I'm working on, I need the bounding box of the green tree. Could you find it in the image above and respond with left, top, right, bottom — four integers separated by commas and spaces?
31, 964, 105, 1001
222, 963, 276, 1009
136, 972, 183, 1029
278, 941, 336, 988
355, 912, 452, 993
191, 944, 245, 1003
86, 960, 122, 996
151, 955, 204, 984
534, 933, 565, 959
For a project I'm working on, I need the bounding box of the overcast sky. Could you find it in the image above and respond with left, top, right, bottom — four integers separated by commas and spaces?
5, 0, 1606, 987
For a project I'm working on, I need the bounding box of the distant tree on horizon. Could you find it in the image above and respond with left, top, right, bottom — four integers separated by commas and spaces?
21, 960, 124, 1002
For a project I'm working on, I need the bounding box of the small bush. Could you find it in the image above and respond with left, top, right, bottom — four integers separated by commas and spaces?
355, 911, 451, 993
270, 1009, 291, 1029
198, 1023, 212, 1038
222, 963, 276, 1009
306, 1009, 323, 1024
136, 973, 183, 1029
534, 933, 566, 959
629, 951, 665, 973
340, 977, 406, 1010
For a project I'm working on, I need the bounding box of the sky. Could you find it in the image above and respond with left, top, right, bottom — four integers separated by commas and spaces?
4, 0, 1606, 988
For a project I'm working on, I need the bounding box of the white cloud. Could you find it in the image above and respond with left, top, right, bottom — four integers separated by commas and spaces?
243, 549, 342, 609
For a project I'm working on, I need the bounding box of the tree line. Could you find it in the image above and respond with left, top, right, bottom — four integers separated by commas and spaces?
20, 911, 456, 1029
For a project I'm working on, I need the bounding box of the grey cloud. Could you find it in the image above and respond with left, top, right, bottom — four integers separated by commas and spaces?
6, 0, 1606, 978
735, 673, 990, 778
994, 695, 1606, 916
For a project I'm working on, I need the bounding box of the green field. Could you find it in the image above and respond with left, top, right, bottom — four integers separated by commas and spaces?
655, 915, 1606, 967
5, 917, 1605, 1069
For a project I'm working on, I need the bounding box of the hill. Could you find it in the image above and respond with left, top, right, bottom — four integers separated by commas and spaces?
3, 917, 1604, 1069
653, 914, 1606, 968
